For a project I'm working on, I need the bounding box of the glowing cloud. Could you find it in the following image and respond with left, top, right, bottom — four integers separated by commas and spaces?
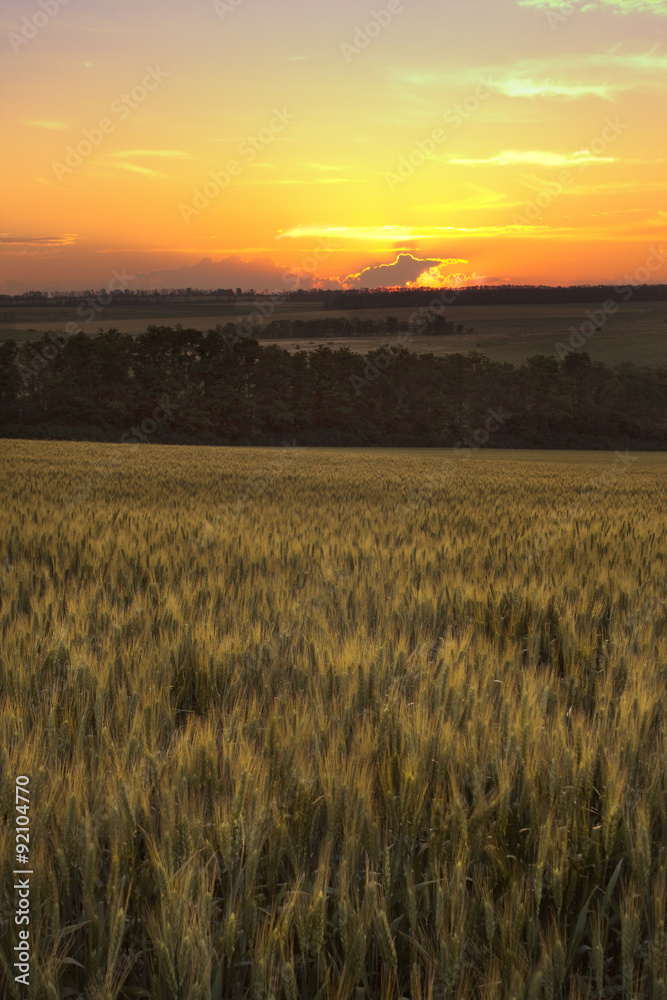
411, 268, 488, 289
344, 254, 469, 288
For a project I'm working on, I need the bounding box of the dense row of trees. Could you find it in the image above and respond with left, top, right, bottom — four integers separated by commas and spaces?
321, 285, 667, 309
4, 284, 667, 311
1, 327, 665, 448
0, 288, 239, 305
259, 315, 469, 339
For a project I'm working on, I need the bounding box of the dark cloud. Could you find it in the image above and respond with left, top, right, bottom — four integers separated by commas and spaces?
130, 255, 337, 292
344, 253, 463, 288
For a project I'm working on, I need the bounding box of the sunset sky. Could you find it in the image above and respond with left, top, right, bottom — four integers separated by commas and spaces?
1, 0, 666, 292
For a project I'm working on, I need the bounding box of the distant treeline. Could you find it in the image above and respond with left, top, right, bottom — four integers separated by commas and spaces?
258, 315, 471, 338
321, 285, 667, 309
1, 327, 665, 449
3, 283, 667, 311
0, 289, 239, 308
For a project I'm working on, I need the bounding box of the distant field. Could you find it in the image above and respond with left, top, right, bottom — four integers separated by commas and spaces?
1, 441, 666, 998
0, 300, 317, 336
2, 300, 666, 366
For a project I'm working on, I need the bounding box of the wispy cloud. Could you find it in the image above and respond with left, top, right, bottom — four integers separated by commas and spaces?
494, 49, 667, 99
239, 177, 362, 186
409, 186, 520, 212
279, 222, 661, 243
450, 150, 616, 166
0, 233, 79, 246
100, 150, 192, 180
110, 162, 170, 179
566, 179, 667, 194
109, 149, 192, 159
303, 163, 349, 171
278, 224, 548, 241
279, 225, 429, 241
518, 0, 667, 13
399, 48, 667, 101
495, 78, 615, 99
29, 120, 68, 130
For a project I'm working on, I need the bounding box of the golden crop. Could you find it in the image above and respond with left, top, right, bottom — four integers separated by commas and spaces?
0, 440, 665, 1000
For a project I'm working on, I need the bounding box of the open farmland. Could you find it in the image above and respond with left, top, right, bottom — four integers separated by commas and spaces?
260, 302, 667, 368
1, 441, 666, 999
2, 301, 667, 367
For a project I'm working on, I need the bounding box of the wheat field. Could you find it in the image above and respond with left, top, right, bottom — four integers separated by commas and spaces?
0, 440, 666, 1000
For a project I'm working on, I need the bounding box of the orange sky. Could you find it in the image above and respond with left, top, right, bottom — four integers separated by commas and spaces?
1, 0, 666, 292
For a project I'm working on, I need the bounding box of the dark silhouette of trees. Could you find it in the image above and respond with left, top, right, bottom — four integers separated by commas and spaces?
1, 328, 665, 449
